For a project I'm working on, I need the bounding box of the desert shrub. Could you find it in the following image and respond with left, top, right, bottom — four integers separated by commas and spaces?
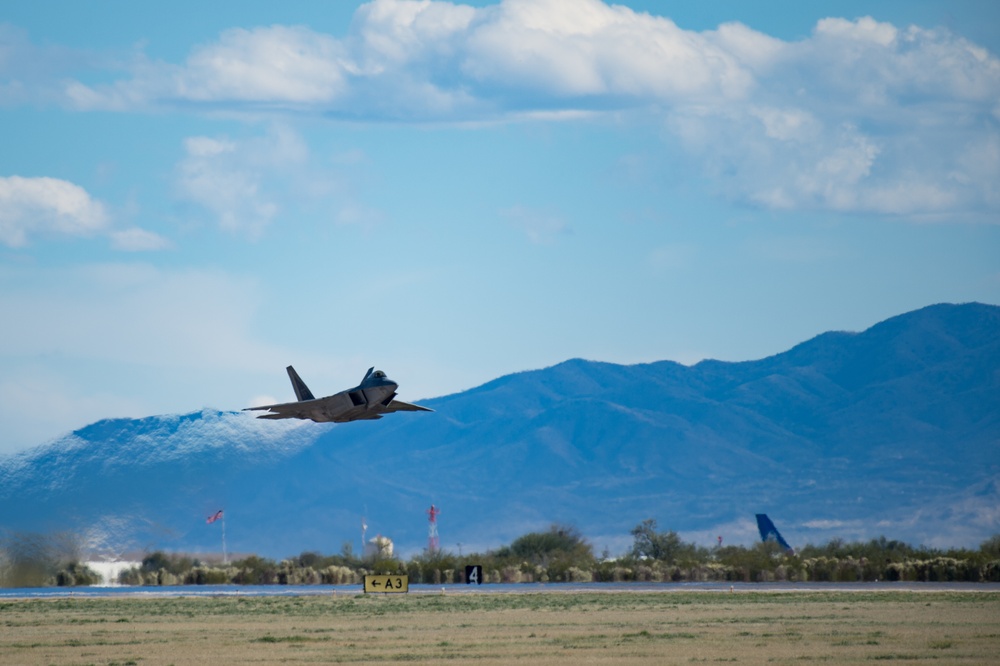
230, 556, 278, 584
55, 562, 101, 586
508, 525, 593, 567
183, 567, 230, 585
370, 558, 405, 575
980, 560, 1000, 582
321, 565, 357, 585
406, 550, 460, 583
117, 567, 145, 585
156, 570, 179, 586
594, 560, 633, 582
980, 535, 1000, 559
500, 565, 524, 582
141, 551, 199, 577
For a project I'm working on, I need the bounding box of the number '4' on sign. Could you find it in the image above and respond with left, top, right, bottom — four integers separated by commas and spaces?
466, 565, 483, 585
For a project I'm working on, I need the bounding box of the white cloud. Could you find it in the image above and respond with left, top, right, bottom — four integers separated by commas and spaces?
0, 175, 109, 246
178, 26, 346, 103
67, 25, 348, 112
57, 0, 758, 117
462, 0, 754, 103
110, 227, 172, 251
13, 1, 1000, 218
175, 125, 387, 236
748, 106, 819, 142
0, 175, 171, 250
184, 136, 237, 157
815, 16, 898, 47
801, 519, 850, 530
350, 0, 476, 67
708, 21, 787, 72
175, 125, 308, 236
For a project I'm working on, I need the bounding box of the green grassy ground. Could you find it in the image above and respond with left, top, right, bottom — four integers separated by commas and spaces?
1, 591, 997, 664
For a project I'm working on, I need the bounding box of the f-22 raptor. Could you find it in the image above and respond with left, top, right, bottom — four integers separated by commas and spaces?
245, 366, 432, 423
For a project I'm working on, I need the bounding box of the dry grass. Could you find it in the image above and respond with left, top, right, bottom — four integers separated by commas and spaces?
1, 590, 998, 665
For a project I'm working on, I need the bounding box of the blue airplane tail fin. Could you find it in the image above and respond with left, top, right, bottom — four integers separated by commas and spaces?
286, 365, 316, 402
756, 514, 794, 554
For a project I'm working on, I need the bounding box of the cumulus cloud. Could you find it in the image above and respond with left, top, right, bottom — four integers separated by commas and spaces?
175, 126, 308, 236
18, 0, 1000, 217
64, 0, 757, 117
67, 25, 348, 112
674, 16, 1000, 215
462, 0, 755, 104
0, 175, 169, 250
0, 175, 109, 246
174, 124, 384, 235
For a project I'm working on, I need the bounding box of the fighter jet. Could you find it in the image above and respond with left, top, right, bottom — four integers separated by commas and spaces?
244, 366, 433, 422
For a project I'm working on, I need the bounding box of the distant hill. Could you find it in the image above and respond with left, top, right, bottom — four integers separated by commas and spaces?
1, 303, 998, 559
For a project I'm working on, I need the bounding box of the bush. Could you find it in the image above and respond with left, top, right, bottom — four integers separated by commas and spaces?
370, 558, 405, 575
980, 535, 1000, 559
118, 567, 145, 585
184, 567, 231, 585
321, 565, 357, 585
230, 556, 278, 585
141, 551, 200, 577
509, 525, 593, 567
55, 562, 101, 587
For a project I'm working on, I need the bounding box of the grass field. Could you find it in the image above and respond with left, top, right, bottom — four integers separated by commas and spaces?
1, 590, 998, 665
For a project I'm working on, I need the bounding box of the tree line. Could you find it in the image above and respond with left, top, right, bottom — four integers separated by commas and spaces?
3, 520, 1000, 587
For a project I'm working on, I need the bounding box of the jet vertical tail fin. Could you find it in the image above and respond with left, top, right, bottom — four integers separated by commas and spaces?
286, 365, 316, 402
756, 514, 794, 554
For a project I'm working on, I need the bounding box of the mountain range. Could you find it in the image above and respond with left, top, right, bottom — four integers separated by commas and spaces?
1, 302, 998, 560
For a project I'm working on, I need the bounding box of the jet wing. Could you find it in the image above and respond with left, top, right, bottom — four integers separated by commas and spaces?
243, 400, 319, 420
382, 399, 434, 414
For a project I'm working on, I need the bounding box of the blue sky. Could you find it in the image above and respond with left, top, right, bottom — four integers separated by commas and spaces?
1, 0, 998, 455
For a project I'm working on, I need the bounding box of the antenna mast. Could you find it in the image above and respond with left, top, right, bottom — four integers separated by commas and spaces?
361, 515, 368, 557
